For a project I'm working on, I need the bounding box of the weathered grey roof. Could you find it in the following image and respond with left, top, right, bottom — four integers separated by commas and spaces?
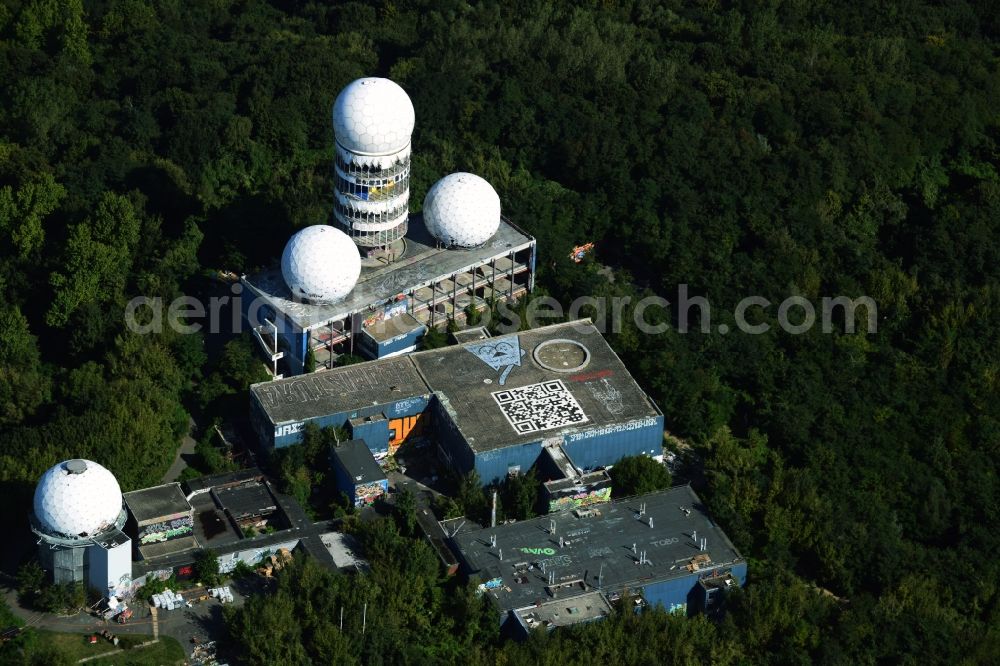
411, 321, 661, 452
451, 485, 743, 612
252, 320, 661, 454
330, 439, 386, 484
251, 355, 431, 425
241, 215, 534, 331
214, 482, 278, 520
123, 483, 191, 524
362, 312, 425, 344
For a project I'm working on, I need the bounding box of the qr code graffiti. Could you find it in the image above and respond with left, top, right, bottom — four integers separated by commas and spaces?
493, 380, 588, 434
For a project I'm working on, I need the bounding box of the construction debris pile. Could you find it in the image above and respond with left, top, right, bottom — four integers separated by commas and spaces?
257, 547, 293, 577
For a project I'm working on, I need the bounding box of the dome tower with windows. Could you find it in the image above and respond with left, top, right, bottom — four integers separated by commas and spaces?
332, 78, 415, 248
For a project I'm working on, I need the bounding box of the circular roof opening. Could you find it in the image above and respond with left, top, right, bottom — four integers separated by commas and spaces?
533, 339, 591, 373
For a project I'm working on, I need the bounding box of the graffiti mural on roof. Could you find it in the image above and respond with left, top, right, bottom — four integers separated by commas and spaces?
493, 380, 588, 434
466, 336, 524, 385
587, 378, 625, 415
257, 361, 416, 407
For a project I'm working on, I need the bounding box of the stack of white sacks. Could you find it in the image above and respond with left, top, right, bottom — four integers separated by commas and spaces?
150, 589, 186, 611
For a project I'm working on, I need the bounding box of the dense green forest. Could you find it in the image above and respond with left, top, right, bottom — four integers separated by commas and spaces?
1, 0, 999, 662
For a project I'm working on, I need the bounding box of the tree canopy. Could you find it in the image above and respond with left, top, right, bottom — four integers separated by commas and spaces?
1, 0, 998, 662
609, 455, 672, 498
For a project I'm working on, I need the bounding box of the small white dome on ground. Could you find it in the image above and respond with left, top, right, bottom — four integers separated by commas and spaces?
332, 78, 415, 156
33, 460, 123, 538
423, 173, 502, 248
281, 225, 362, 303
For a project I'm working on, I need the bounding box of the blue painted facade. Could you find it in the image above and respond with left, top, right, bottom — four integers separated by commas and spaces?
349, 416, 391, 456
330, 453, 388, 508
433, 393, 541, 485
433, 399, 664, 486
256, 394, 431, 450
240, 290, 308, 375
384, 395, 430, 420
432, 394, 476, 473
561, 415, 664, 471
358, 325, 426, 359
331, 460, 354, 504
641, 562, 747, 616
473, 441, 544, 486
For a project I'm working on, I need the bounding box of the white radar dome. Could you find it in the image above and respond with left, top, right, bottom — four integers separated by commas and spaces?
281, 225, 362, 303
332, 78, 415, 155
423, 173, 502, 248
33, 459, 123, 538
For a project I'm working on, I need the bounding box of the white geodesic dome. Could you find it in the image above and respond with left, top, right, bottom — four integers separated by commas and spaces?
332, 78, 415, 156
281, 225, 362, 303
423, 173, 502, 248
33, 460, 123, 538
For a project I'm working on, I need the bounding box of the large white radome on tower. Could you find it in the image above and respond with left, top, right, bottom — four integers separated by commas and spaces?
281, 225, 361, 303
332, 78, 415, 156
33, 460, 123, 538
423, 173, 502, 248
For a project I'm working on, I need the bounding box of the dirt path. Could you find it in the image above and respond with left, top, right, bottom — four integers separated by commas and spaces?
162, 417, 197, 483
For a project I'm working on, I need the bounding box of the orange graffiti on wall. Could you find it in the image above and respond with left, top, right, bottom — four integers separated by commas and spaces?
388, 413, 428, 453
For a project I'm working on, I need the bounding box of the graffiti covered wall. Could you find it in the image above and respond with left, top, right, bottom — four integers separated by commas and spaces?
216, 539, 302, 574
388, 412, 428, 452
547, 486, 612, 513
138, 515, 194, 544
354, 479, 388, 507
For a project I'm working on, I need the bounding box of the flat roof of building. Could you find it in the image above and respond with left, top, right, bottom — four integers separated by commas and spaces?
123, 483, 191, 524
252, 355, 430, 426
317, 531, 369, 571
94, 528, 131, 550
138, 536, 199, 561
451, 485, 743, 612
451, 326, 491, 344
214, 481, 278, 520
190, 493, 240, 549
363, 312, 425, 344
412, 320, 661, 453
515, 590, 612, 629
184, 469, 263, 495
242, 215, 534, 331
252, 321, 661, 453
331, 439, 386, 484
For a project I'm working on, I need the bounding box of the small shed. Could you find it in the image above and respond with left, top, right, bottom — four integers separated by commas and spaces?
330, 440, 389, 507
